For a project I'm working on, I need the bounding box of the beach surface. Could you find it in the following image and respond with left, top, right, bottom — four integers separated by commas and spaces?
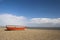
0, 28, 60, 40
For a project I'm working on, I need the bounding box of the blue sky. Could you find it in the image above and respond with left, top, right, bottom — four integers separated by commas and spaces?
0, 0, 60, 27
0, 0, 60, 18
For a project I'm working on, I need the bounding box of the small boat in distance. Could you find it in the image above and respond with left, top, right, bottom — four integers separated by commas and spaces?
6, 25, 26, 31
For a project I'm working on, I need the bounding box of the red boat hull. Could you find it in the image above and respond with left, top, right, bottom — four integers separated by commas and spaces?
6, 27, 26, 30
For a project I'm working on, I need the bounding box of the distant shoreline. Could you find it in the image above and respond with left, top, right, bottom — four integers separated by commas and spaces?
26, 27, 60, 30
0, 26, 60, 30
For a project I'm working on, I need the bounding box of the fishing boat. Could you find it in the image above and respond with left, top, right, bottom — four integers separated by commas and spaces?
6, 25, 26, 31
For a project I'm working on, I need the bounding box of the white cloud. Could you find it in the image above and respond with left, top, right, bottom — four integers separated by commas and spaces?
29, 18, 60, 27
0, 14, 27, 26
29, 18, 60, 24
0, 13, 60, 27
